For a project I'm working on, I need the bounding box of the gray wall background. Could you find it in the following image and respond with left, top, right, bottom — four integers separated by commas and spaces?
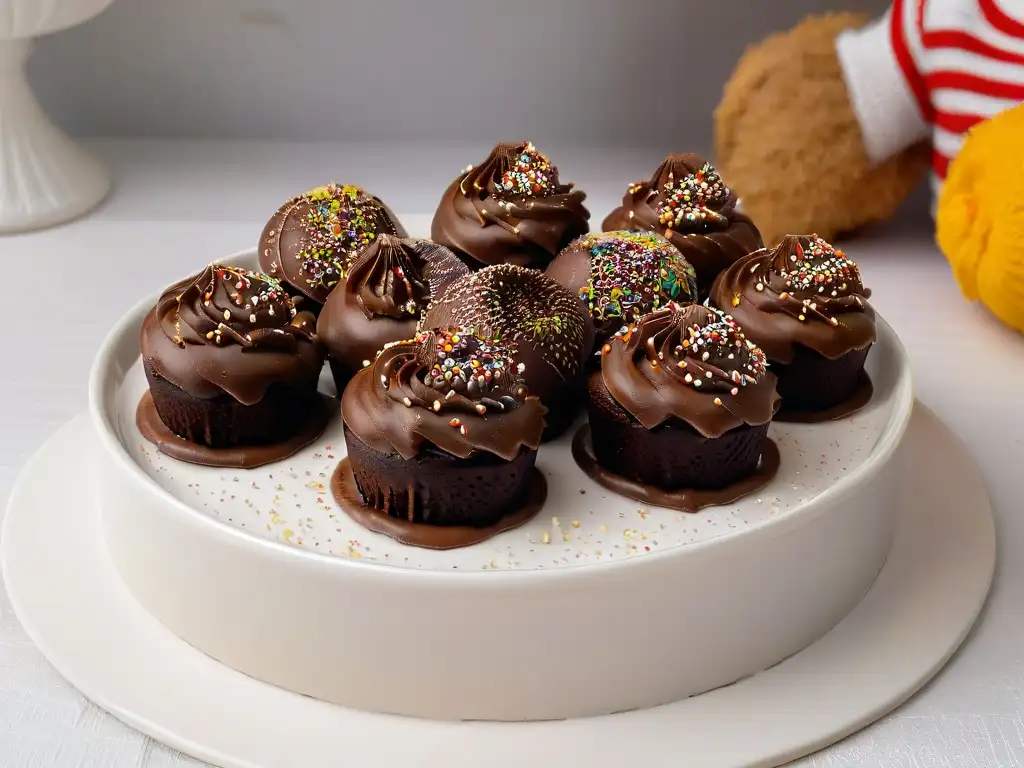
29, 0, 889, 147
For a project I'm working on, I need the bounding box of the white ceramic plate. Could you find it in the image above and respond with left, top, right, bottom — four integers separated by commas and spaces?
1, 404, 994, 767
85, 247, 915, 721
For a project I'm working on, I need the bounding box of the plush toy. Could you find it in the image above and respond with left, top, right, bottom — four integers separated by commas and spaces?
715, 0, 1024, 330
937, 104, 1024, 333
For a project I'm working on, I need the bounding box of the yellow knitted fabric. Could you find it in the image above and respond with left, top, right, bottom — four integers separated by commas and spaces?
937, 104, 1024, 333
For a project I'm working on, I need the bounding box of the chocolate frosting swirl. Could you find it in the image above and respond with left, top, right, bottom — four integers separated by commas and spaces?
601, 304, 779, 438
546, 230, 698, 345
259, 183, 406, 305
602, 154, 763, 294
709, 234, 876, 363
140, 264, 324, 404
430, 142, 591, 269
317, 236, 469, 371
341, 329, 546, 461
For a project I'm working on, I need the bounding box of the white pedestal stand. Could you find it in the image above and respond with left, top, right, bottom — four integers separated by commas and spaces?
0, 1, 114, 233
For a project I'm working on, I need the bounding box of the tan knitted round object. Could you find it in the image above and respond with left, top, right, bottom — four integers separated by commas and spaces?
714, 13, 931, 247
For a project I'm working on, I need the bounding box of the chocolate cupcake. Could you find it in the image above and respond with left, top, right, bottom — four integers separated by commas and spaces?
584, 304, 779, 496
545, 230, 699, 350
340, 329, 546, 533
139, 264, 325, 461
602, 153, 763, 296
316, 235, 469, 393
431, 141, 590, 270
425, 263, 595, 439
709, 234, 875, 414
259, 183, 406, 308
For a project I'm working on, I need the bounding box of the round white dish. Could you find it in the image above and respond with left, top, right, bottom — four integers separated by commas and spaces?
1, 406, 993, 768
87, 249, 914, 722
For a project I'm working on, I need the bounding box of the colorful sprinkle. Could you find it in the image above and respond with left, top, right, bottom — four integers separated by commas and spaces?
291, 183, 395, 291
573, 231, 698, 328
657, 162, 730, 230
495, 142, 558, 198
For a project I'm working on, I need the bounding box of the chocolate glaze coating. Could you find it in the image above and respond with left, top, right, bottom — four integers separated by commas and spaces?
546, 230, 698, 346
709, 234, 876, 363
316, 236, 469, 373
341, 329, 546, 462
431, 142, 590, 269
140, 264, 324, 405
602, 153, 763, 295
424, 264, 595, 412
258, 183, 406, 306
599, 304, 779, 439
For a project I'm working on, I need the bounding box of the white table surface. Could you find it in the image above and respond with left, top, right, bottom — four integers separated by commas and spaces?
0, 139, 1021, 767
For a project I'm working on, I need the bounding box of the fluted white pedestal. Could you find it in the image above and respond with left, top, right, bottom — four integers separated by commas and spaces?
0, 1, 114, 233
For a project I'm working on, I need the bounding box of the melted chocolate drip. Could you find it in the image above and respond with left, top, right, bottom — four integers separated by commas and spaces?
773, 371, 874, 423
572, 425, 780, 512
136, 390, 329, 469
332, 459, 547, 549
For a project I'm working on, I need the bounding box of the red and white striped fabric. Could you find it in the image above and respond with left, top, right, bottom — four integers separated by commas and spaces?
836, 0, 1024, 200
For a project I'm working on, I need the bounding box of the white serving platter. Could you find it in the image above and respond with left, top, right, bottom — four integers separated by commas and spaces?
85, 248, 914, 722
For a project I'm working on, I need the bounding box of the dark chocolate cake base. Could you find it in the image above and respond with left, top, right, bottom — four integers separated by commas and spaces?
541, 376, 588, 442
772, 344, 872, 413
343, 426, 538, 528
144, 363, 320, 449
572, 424, 779, 512
332, 458, 547, 549
586, 371, 768, 490
328, 359, 356, 399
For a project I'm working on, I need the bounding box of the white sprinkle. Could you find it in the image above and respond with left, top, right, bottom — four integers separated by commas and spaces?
223, 309, 231, 320
693, 378, 702, 387
249, 314, 256, 323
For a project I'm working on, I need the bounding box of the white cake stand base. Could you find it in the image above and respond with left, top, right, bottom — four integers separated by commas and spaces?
0, 39, 110, 233
1, 405, 995, 768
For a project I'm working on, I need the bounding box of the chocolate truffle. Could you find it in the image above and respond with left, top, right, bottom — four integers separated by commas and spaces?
140, 264, 325, 450
341, 329, 546, 530
709, 234, 875, 412
431, 141, 590, 270
424, 263, 595, 438
602, 153, 763, 296
316, 235, 469, 393
587, 304, 779, 491
259, 183, 406, 307
545, 230, 699, 348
